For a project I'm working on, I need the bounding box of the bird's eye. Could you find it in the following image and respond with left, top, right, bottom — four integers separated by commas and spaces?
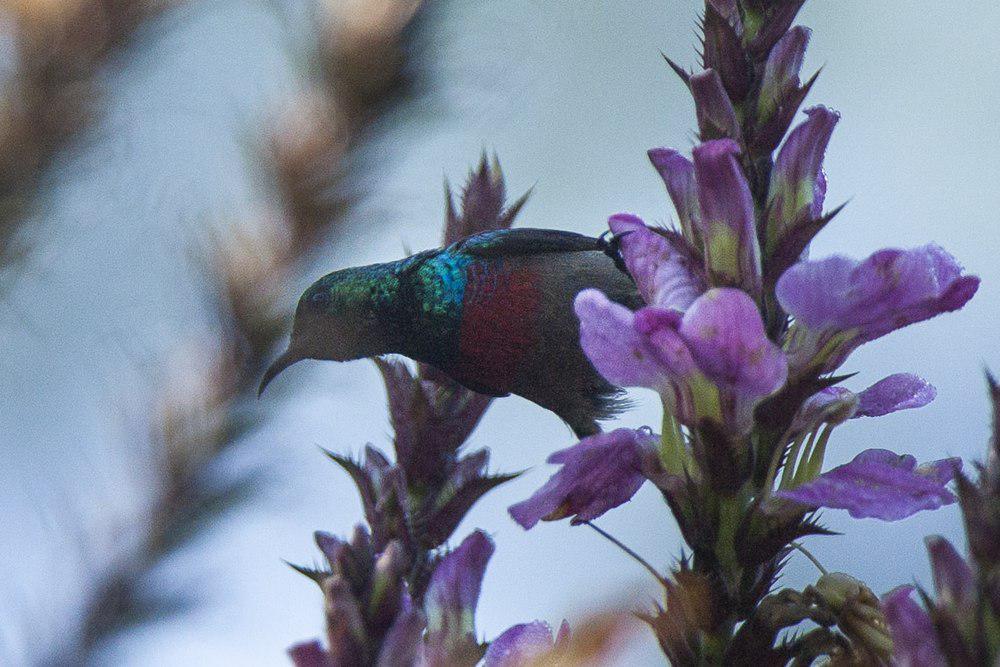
310, 290, 331, 308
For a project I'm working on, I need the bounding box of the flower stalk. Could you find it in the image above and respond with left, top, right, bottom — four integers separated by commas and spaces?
510, 1, 978, 662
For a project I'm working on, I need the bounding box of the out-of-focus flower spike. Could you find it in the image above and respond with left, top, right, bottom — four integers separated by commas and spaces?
691, 70, 743, 141
925, 536, 976, 613
315, 531, 346, 570
692, 139, 763, 297
766, 106, 839, 256
369, 541, 410, 631
483, 621, 559, 666
323, 577, 368, 667
648, 148, 703, 247
881, 585, 946, 666
289, 640, 334, 667
423, 531, 494, 665
376, 607, 426, 667
443, 153, 529, 244
987, 371, 1000, 488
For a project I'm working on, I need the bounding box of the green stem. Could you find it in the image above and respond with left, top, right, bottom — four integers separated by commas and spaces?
799, 424, 834, 483
779, 431, 808, 489
791, 541, 828, 576
762, 428, 793, 498
660, 410, 687, 476
584, 521, 669, 587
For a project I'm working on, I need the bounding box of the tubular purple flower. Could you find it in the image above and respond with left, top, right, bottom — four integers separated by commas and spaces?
607, 214, 704, 311
647, 148, 701, 246
881, 586, 945, 666
925, 535, 976, 612
757, 27, 811, 127
678, 289, 787, 400
576, 288, 785, 435
776, 245, 980, 374
777, 449, 962, 521
423, 531, 494, 663
690, 69, 742, 141
855, 374, 936, 418
766, 106, 840, 255
692, 139, 762, 297
484, 621, 567, 666
795, 373, 936, 432
508, 428, 655, 529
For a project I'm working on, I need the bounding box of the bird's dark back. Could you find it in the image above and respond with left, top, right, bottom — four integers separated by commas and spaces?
393, 229, 641, 433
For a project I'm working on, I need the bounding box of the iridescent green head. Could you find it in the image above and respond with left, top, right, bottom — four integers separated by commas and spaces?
258, 265, 399, 395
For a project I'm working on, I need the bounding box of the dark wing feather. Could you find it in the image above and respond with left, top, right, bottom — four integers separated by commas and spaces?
452, 228, 602, 258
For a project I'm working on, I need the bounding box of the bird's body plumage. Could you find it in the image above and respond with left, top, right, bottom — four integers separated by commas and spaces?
264, 229, 643, 437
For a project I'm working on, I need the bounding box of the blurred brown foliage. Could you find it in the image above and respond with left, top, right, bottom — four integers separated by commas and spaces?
77, 0, 438, 657
0, 0, 168, 264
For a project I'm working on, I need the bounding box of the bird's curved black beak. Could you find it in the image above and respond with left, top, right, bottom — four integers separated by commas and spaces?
258, 349, 303, 397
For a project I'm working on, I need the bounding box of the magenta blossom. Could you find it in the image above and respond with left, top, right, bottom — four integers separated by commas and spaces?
778, 449, 961, 521
765, 105, 839, 255
423, 530, 494, 664
608, 213, 704, 311
777, 245, 979, 375
926, 535, 977, 614
794, 373, 936, 432
648, 139, 762, 296
509, 428, 655, 529
576, 287, 786, 435
881, 586, 945, 667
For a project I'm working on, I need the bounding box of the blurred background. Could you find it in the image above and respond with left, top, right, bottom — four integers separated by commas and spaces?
1, 1, 997, 664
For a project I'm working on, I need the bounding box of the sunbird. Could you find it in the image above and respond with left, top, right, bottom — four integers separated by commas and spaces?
259, 228, 641, 437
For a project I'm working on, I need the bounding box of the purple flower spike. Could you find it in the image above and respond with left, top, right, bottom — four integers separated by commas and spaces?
692, 139, 762, 296
925, 535, 976, 612
607, 214, 704, 311
484, 621, 562, 666
777, 245, 980, 374
690, 70, 742, 141
648, 148, 701, 246
424, 531, 494, 663
508, 428, 655, 529
766, 106, 840, 253
855, 374, 936, 418
777, 449, 962, 521
881, 586, 945, 667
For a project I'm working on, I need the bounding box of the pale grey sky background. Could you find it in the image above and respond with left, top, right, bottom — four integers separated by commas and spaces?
1, 1, 998, 665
